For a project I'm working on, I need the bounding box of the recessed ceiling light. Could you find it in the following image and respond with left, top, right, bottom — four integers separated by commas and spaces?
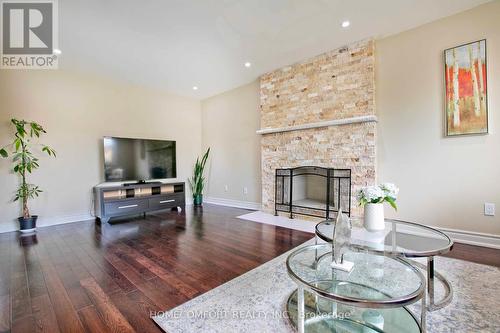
192, 86, 198, 91
53, 48, 62, 55
244, 62, 251, 68
341, 20, 350, 28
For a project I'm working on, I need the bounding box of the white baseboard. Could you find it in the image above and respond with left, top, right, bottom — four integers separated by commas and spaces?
2, 206, 498, 250
393, 223, 500, 250
236, 209, 500, 250
437, 227, 500, 250
204, 196, 261, 211
0, 212, 95, 234
37, 213, 95, 228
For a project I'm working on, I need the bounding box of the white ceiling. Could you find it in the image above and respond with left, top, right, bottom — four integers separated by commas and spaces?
59, 0, 491, 99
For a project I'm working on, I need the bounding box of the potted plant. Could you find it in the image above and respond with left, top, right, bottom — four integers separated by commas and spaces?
357, 183, 398, 231
0, 119, 56, 233
188, 148, 210, 206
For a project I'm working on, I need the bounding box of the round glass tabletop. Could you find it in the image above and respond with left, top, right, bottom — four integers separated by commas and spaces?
286, 244, 425, 308
315, 218, 453, 258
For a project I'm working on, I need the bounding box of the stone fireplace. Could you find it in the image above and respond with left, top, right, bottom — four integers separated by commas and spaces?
258, 39, 376, 218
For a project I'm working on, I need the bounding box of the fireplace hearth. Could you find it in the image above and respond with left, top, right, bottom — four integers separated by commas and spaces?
274, 166, 351, 220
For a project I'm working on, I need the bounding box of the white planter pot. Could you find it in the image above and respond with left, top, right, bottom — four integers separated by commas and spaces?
364, 203, 385, 231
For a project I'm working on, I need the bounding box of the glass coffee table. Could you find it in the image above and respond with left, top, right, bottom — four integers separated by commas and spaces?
286, 244, 427, 333
315, 218, 453, 311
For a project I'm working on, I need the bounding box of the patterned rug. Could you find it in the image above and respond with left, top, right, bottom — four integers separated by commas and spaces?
152, 239, 500, 333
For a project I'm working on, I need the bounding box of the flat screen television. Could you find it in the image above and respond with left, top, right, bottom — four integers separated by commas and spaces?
103, 136, 176, 182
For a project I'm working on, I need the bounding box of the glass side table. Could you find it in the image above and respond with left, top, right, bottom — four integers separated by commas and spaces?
315, 218, 454, 311
286, 244, 427, 333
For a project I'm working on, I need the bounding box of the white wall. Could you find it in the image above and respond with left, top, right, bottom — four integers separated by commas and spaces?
0, 70, 202, 233
197, 1, 500, 239
201, 80, 261, 207
2, 2, 498, 239
376, 0, 500, 236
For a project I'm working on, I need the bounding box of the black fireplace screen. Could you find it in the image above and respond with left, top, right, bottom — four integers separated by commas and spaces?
275, 166, 351, 220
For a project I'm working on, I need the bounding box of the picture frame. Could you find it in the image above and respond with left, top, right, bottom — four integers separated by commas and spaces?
444, 39, 488, 136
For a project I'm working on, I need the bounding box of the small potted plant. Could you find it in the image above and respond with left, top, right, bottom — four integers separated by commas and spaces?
0, 119, 56, 233
357, 183, 398, 231
189, 148, 210, 206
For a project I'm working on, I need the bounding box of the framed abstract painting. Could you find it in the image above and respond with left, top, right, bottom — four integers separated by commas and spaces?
444, 39, 488, 136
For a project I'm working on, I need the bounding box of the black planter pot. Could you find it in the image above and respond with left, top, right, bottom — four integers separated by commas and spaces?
18, 215, 37, 233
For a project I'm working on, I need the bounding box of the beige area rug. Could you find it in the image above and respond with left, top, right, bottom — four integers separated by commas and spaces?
152, 238, 500, 333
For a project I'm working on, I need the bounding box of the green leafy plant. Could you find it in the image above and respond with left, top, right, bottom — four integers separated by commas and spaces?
0, 119, 56, 219
188, 148, 210, 202
357, 183, 399, 211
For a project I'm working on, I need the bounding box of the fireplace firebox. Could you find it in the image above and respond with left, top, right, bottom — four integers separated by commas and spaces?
274, 166, 351, 220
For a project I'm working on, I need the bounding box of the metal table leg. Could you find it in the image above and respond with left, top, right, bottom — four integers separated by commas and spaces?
314, 235, 318, 261
408, 257, 453, 311
421, 279, 427, 333
297, 286, 305, 333
427, 257, 434, 301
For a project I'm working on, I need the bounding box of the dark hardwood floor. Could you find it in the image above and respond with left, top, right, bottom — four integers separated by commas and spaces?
443, 242, 500, 267
0, 204, 312, 333
0, 204, 499, 333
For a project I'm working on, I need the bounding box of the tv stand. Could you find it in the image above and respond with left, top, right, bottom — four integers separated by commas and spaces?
93, 182, 185, 223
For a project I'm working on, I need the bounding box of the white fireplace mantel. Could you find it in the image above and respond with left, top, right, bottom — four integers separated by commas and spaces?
256, 115, 377, 135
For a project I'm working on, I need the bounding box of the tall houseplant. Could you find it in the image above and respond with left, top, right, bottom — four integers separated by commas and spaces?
0, 119, 56, 232
189, 148, 210, 206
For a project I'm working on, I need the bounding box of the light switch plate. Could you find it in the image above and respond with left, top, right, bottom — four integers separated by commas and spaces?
484, 203, 495, 216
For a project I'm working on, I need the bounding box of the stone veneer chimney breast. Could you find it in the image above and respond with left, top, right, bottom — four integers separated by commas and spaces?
258, 39, 376, 218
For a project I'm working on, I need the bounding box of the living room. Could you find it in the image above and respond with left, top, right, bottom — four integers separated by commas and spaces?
0, 1, 499, 332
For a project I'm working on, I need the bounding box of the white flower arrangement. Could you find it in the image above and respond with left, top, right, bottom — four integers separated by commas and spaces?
357, 183, 399, 210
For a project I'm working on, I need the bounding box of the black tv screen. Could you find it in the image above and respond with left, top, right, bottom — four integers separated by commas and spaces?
103, 137, 176, 182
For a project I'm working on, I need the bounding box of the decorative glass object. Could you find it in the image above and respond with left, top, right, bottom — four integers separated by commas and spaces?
331, 207, 354, 272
